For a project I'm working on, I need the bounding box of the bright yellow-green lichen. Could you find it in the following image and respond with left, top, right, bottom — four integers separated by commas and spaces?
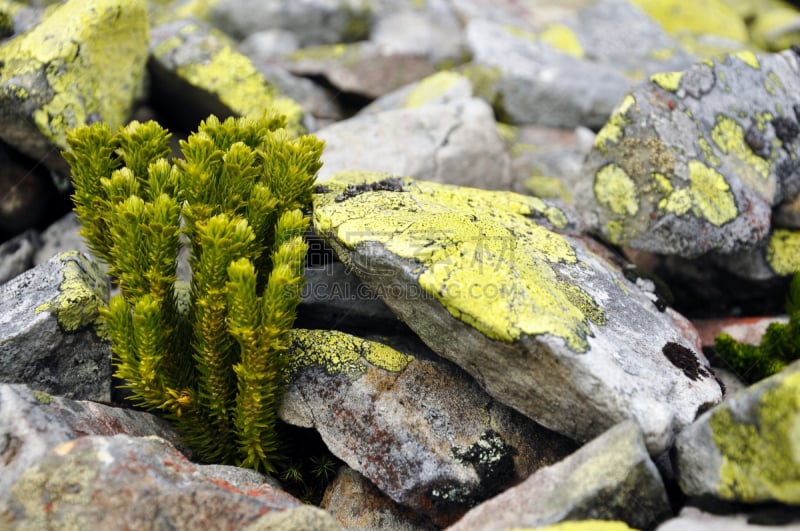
32, 390, 54, 405
764, 71, 785, 96
731, 50, 760, 70
688, 160, 737, 226
508, 520, 638, 531
650, 71, 683, 92
404, 71, 465, 109
698, 137, 722, 166
710, 369, 800, 503
0, 0, 148, 148
710, 114, 773, 199
287, 329, 412, 379
766, 228, 800, 275
540, 23, 584, 58
594, 94, 635, 149
594, 164, 639, 216
630, 0, 748, 44
525, 175, 573, 203
314, 174, 606, 352
35, 251, 109, 333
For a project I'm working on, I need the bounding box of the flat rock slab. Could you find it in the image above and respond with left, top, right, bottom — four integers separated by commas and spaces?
0, 0, 148, 175
0, 383, 183, 495
281, 329, 576, 527
0, 251, 111, 401
3, 434, 340, 530
580, 49, 800, 271
312, 173, 723, 454
446, 421, 671, 531
675, 359, 800, 505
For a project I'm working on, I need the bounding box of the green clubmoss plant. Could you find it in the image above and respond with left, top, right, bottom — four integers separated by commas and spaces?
65, 113, 324, 472
714, 272, 800, 384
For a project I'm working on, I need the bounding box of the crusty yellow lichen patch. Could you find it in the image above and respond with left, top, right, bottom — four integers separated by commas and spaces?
630, 0, 748, 43
650, 71, 683, 92
314, 173, 606, 352
731, 50, 760, 70
594, 164, 639, 216
594, 94, 635, 150
540, 23, 584, 58
512, 519, 638, 531
0, 0, 148, 148
34, 251, 109, 332
766, 228, 800, 275
287, 329, 412, 379
661, 161, 737, 226
404, 71, 465, 109
710, 114, 774, 200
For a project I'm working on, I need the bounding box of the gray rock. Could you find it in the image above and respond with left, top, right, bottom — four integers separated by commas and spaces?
0, 0, 149, 176
675, 359, 800, 505
0, 251, 111, 401
0, 383, 183, 495
446, 420, 672, 531
313, 174, 723, 454
209, 0, 371, 45
656, 506, 800, 531
281, 329, 576, 527
317, 98, 512, 189
359, 70, 475, 115
238, 30, 300, 62
0, 229, 38, 284
3, 434, 340, 530
321, 466, 437, 531
33, 211, 87, 266
578, 49, 800, 270
371, 7, 467, 67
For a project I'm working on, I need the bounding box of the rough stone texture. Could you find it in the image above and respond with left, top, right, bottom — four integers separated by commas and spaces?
371, 6, 467, 67
281, 329, 577, 527
579, 49, 800, 273
2, 434, 340, 530
313, 173, 723, 455
675, 359, 800, 505
0, 0, 149, 175
209, 0, 371, 45
0, 383, 184, 495
316, 98, 512, 189
446, 421, 671, 531
279, 41, 437, 100
0, 229, 38, 284
656, 506, 800, 531
0, 251, 111, 401
321, 466, 437, 531
149, 18, 306, 134
32, 211, 89, 266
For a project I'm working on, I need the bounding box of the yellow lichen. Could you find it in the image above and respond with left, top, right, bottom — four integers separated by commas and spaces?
629, 0, 748, 43
711, 369, 800, 503
687, 160, 737, 226
594, 95, 635, 149
764, 71, 785, 96
731, 50, 760, 69
287, 329, 412, 378
314, 174, 605, 352
508, 520, 638, 531
698, 137, 721, 166
594, 164, 639, 216
650, 71, 683, 92
766, 229, 800, 275
525, 175, 573, 203
540, 23, 584, 58
404, 71, 465, 109
710, 114, 773, 199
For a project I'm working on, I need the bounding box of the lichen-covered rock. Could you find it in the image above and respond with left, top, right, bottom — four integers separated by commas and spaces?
674, 359, 800, 504
316, 98, 512, 189
3, 434, 340, 530
0, 384, 183, 495
312, 173, 723, 454
281, 329, 576, 527
526, 521, 639, 531
446, 421, 671, 531
360, 70, 475, 115
0, 0, 148, 174
0, 251, 111, 400
580, 49, 800, 272
149, 18, 305, 134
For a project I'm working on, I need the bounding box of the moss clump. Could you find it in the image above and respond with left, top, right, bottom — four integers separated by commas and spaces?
715, 272, 800, 384
65, 112, 324, 472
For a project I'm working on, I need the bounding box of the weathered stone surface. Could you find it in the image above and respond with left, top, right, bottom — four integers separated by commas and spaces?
281, 329, 576, 527
656, 505, 800, 530
360, 70, 475, 115
2, 434, 340, 530
579, 49, 800, 269
675, 359, 800, 504
316, 99, 512, 189
0, 251, 111, 400
149, 18, 306, 134
0, 0, 148, 174
32, 211, 88, 266
209, 0, 371, 45
0, 229, 38, 284
0, 383, 183, 495
313, 173, 723, 455
280, 41, 437, 100
446, 421, 671, 531
321, 466, 437, 531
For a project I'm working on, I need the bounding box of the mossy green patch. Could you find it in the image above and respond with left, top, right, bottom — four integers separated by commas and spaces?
32, 390, 54, 405
710, 368, 800, 503
34, 251, 109, 333
287, 329, 412, 379
767, 228, 800, 275
0, 0, 148, 148
594, 164, 639, 216
314, 173, 606, 352
404, 71, 465, 109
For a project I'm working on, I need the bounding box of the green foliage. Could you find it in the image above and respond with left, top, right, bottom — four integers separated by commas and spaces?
66, 113, 324, 472
714, 273, 800, 384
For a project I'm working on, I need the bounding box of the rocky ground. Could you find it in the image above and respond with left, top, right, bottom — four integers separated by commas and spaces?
1, 0, 799, 529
